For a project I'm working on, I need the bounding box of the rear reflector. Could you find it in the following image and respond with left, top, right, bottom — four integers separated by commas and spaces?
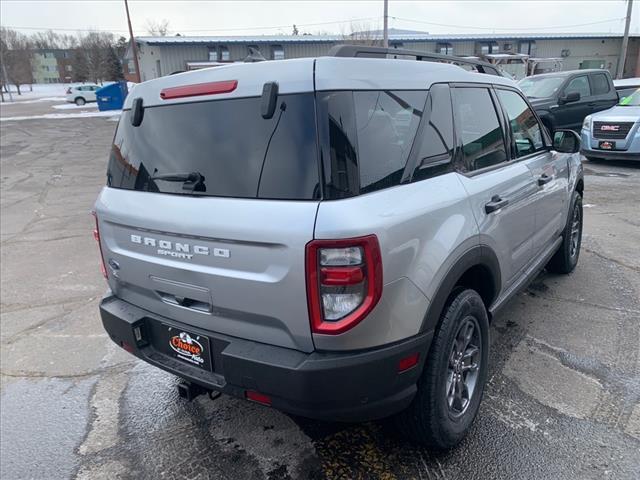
160, 80, 238, 100
398, 352, 420, 372
91, 211, 108, 279
245, 390, 272, 406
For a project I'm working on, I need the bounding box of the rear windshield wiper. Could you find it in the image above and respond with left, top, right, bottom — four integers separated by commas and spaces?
149, 171, 206, 192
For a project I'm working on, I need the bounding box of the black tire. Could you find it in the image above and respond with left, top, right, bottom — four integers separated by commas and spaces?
546, 190, 583, 274
75, 97, 86, 106
397, 288, 489, 449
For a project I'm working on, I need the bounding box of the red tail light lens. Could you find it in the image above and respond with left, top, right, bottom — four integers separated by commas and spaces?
91, 211, 108, 279
160, 80, 238, 100
306, 235, 382, 335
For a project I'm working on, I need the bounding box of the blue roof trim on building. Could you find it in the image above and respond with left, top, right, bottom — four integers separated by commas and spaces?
137, 32, 639, 45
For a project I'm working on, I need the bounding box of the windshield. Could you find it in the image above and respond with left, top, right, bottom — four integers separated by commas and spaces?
618, 88, 640, 106
518, 76, 565, 98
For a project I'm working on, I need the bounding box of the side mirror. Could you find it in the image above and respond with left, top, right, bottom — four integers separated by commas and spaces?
559, 91, 581, 104
553, 129, 581, 153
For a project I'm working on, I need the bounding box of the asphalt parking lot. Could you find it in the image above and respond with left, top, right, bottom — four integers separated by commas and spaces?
1, 105, 639, 480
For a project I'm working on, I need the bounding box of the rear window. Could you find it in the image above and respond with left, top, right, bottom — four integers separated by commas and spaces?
108, 94, 320, 200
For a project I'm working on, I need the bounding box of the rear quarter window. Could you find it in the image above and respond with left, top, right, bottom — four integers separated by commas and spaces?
318, 90, 428, 198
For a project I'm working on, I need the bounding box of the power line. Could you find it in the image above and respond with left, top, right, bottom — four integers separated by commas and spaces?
2, 14, 630, 36
0, 16, 382, 35
391, 16, 627, 32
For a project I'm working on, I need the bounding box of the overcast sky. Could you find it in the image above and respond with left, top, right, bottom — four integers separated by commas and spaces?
1, 1, 638, 37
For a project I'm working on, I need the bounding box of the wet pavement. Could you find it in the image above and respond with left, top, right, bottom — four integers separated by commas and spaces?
1, 112, 639, 479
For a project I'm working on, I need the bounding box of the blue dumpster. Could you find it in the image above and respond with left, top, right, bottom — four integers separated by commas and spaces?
96, 81, 128, 111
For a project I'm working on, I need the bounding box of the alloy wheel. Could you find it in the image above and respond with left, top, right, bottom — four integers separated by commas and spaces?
446, 316, 481, 417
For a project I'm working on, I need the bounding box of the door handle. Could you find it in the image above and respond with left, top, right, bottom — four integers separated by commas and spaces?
485, 195, 509, 214
587, 102, 597, 107
538, 174, 553, 186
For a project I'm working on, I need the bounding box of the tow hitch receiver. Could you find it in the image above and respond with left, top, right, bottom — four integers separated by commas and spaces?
177, 381, 208, 401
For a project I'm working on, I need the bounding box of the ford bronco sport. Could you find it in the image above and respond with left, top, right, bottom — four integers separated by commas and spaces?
94, 46, 584, 449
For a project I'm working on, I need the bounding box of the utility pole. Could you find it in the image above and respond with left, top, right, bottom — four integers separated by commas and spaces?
616, 0, 633, 79
124, 0, 142, 83
383, 0, 389, 48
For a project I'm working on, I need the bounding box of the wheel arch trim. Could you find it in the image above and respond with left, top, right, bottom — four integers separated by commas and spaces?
420, 245, 501, 333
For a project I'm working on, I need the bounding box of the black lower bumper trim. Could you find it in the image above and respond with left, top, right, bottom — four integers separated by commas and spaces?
581, 148, 638, 161
100, 294, 433, 422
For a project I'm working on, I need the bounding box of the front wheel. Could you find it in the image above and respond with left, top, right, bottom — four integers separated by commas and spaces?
546, 191, 583, 274
75, 97, 86, 106
396, 289, 489, 449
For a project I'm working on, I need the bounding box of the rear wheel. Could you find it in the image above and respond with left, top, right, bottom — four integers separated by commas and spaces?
397, 289, 489, 449
546, 191, 583, 274
75, 97, 86, 106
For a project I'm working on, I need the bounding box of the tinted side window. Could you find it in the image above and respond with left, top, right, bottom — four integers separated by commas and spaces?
565, 76, 591, 97
452, 87, 507, 171
412, 84, 455, 182
590, 73, 610, 95
354, 91, 426, 193
496, 89, 544, 158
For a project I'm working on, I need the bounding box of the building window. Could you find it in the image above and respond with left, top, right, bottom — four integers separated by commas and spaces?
156, 59, 162, 78
208, 48, 218, 61
127, 59, 136, 74
220, 46, 230, 61
436, 42, 453, 55
478, 42, 499, 55
271, 45, 284, 60
65, 65, 72, 72
518, 40, 536, 56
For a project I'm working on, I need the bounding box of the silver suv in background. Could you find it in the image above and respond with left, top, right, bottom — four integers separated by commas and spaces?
93, 46, 584, 449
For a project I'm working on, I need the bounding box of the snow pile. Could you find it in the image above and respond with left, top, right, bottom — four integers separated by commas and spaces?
1, 96, 67, 105
52, 103, 98, 110
1, 110, 121, 122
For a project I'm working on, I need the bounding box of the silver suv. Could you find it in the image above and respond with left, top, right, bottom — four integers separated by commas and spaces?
94, 46, 584, 449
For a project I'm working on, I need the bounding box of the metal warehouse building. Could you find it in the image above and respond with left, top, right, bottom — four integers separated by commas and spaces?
124, 31, 640, 82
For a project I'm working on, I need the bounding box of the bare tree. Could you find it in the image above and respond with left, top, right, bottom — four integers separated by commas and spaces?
74, 31, 116, 84
0, 28, 34, 95
31, 30, 78, 49
341, 21, 383, 46
146, 19, 171, 36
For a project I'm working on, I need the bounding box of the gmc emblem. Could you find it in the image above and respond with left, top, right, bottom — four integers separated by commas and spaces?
600, 125, 620, 131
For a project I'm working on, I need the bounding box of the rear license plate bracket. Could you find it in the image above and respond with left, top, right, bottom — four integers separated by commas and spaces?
155, 324, 213, 370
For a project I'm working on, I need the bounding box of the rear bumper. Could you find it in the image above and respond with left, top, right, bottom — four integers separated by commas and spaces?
100, 294, 433, 422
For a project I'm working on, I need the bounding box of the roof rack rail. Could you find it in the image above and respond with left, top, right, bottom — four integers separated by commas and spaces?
327, 44, 504, 77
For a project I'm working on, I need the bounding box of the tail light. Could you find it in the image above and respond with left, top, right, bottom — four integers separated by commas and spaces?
91, 211, 108, 279
306, 235, 382, 335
